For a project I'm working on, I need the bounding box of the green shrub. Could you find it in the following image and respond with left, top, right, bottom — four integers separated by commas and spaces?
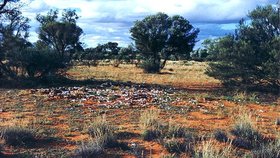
140, 59, 161, 73
205, 5, 280, 91
1, 127, 36, 147
22, 48, 67, 78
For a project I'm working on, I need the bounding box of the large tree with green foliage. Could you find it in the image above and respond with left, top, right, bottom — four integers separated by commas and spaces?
206, 5, 280, 91
130, 12, 199, 73
0, 1, 31, 78
36, 9, 83, 59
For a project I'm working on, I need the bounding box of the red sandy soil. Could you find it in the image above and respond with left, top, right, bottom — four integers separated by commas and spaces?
0, 85, 279, 157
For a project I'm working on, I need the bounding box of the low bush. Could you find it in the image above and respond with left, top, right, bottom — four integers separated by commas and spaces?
0, 126, 36, 147
140, 59, 161, 73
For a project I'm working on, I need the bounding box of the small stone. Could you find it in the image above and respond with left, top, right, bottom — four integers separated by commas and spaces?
131, 142, 137, 148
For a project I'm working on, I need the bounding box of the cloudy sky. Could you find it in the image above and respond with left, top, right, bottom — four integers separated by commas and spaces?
21, 0, 277, 48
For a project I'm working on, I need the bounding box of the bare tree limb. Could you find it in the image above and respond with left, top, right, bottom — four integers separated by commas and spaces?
0, 0, 9, 11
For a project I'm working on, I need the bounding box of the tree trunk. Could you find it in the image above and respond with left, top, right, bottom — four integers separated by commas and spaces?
160, 58, 167, 70
160, 51, 170, 70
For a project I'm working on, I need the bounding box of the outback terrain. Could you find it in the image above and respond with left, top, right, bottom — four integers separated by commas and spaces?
0, 61, 279, 158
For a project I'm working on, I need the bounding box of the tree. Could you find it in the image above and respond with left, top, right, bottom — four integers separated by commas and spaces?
206, 5, 280, 91
36, 9, 84, 59
80, 47, 104, 67
191, 39, 216, 61
0, 0, 25, 78
130, 12, 199, 73
118, 45, 136, 64
0, 0, 19, 15
0, 4, 30, 78
103, 42, 120, 59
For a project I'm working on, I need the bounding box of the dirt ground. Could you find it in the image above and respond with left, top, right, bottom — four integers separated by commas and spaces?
0, 62, 279, 157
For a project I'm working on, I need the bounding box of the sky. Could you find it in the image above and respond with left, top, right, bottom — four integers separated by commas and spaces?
20, 0, 277, 49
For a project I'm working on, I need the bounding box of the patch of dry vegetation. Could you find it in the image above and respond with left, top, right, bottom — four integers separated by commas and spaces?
67, 61, 220, 89
0, 61, 279, 157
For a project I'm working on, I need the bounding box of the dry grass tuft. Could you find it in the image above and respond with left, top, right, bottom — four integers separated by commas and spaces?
167, 118, 187, 138
139, 109, 163, 141
196, 140, 235, 158
231, 112, 263, 149
139, 109, 161, 131
88, 115, 116, 148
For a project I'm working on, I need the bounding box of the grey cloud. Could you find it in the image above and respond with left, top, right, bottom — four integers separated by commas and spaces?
22, 0, 275, 48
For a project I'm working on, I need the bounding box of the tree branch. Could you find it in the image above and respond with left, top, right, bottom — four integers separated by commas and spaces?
0, 0, 9, 13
